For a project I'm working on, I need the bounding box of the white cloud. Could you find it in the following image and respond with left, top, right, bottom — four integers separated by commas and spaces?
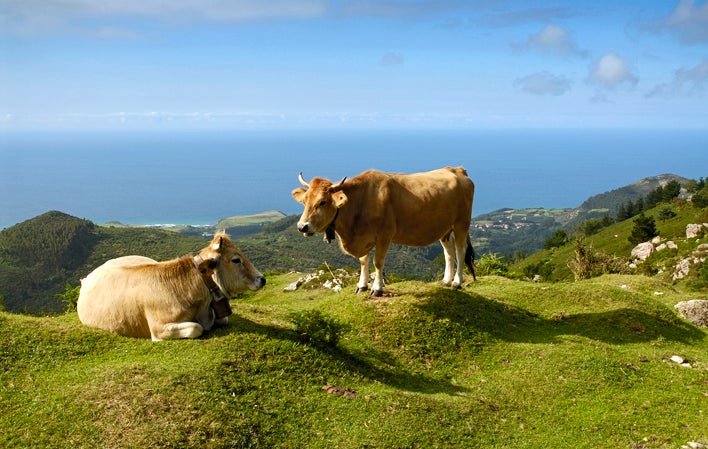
646, 59, 708, 98
663, 0, 708, 44
588, 52, 638, 89
514, 72, 571, 96
520, 24, 587, 57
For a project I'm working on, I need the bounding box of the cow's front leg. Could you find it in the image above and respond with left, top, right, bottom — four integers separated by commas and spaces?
152, 322, 204, 341
355, 254, 370, 293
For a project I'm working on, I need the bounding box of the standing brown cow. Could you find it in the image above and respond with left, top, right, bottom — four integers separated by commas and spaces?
292, 166, 475, 296
77, 232, 265, 340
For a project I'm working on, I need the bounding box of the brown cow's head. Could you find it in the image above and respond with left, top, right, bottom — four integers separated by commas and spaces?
196, 232, 266, 296
292, 173, 347, 237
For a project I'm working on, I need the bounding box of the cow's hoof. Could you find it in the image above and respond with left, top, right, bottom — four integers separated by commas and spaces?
355, 286, 369, 294
439, 280, 451, 287
369, 289, 384, 298
452, 283, 462, 290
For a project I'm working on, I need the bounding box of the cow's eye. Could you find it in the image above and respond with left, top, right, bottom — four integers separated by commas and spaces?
231, 257, 241, 264
319, 200, 327, 207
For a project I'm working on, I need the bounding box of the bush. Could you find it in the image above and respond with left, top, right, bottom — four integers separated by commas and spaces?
56, 282, 81, 312
290, 309, 343, 348
568, 239, 629, 281
522, 258, 554, 281
657, 207, 677, 221
476, 253, 509, 276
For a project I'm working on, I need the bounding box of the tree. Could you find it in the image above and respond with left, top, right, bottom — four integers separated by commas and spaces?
662, 180, 681, 202
628, 213, 658, 245
544, 229, 569, 250
616, 203, 629, 221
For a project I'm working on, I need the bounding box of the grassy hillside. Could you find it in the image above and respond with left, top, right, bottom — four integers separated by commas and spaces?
513, 201, 708, 283
1, 273, 706, 448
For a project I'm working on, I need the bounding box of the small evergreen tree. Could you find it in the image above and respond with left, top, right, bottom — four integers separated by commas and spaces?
628, 213, 658, 245
544, 229, 569, 250
616, 203, 629, 221
662, 180, 682, 202
693, 185, 708, 209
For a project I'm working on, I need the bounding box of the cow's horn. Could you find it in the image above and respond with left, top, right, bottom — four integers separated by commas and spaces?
298, 172, 309, 188
332, 177, 347, 189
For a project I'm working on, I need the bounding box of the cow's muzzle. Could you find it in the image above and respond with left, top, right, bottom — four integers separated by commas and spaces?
297, 223, 315, 237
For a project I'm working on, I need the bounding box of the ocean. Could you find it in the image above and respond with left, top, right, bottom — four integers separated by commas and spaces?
1, 128, 706, 230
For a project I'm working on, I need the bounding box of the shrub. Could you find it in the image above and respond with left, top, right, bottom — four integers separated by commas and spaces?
657, 207, 677, 221
476, 253, 509, 276
578, 215, 615, 236
290, 309, 343, 348
56, 282, 81, 312
568, 239, 629, 281
522, 258, 555, 281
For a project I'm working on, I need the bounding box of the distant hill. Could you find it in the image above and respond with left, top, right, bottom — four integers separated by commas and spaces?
0, 211, 207, 314
103, 210, 287, 239
472, 174, 691, 257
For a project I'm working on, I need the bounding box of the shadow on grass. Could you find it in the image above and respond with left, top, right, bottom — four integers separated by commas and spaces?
214, 315, 467, 396
414, 287, 704, 345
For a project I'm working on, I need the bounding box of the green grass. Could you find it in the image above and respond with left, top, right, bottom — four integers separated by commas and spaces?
2, 273, 707, 448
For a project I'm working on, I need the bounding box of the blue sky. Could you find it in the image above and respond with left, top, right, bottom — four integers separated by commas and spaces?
1, 0, 707, 130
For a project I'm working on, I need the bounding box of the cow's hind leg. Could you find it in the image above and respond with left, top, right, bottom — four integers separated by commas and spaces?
439, 234, 456, 287
452, 230, 468, 288
152, 322, 204, 341
355, 254, 370, 294
370, 242, 390, 297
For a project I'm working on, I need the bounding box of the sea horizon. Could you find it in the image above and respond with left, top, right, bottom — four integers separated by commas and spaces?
1, 128, 706, 230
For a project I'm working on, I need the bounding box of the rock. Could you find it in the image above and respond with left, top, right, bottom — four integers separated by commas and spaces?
670, 355, 685, 364
667, 241, 678, 250
651, 236, 662, 245
631, 242, 654, 261
673, 258, 694, 280
284, 279, 303, 291
686, 223, 707, 239
675, 300, 708, 327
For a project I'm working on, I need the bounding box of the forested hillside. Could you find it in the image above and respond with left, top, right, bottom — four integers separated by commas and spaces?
0, 211, 207, 313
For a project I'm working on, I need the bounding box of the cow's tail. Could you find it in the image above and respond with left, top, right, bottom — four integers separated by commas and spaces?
465, 234, 477, 281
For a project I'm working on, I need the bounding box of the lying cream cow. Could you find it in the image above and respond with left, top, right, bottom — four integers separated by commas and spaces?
77, 232, 265, 341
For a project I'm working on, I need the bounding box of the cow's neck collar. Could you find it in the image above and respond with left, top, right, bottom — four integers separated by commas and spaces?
192, 255, 233, 319
324, 209, 339, 243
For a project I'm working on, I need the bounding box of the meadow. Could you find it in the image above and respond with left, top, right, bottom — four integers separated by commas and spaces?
2, 272, 706, 448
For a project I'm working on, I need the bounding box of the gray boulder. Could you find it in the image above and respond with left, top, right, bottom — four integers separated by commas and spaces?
675, 300, 708, 327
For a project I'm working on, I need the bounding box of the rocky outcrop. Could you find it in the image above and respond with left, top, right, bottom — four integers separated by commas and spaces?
674, 300, 708, 327
672, 244, 708, 280
686, 223, 708, 239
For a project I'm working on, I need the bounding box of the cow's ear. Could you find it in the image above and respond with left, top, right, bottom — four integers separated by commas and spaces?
212, 236, 222, 251
292, 188, 307, 204
197, 257, 219, 274
332, 191, 348, 208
